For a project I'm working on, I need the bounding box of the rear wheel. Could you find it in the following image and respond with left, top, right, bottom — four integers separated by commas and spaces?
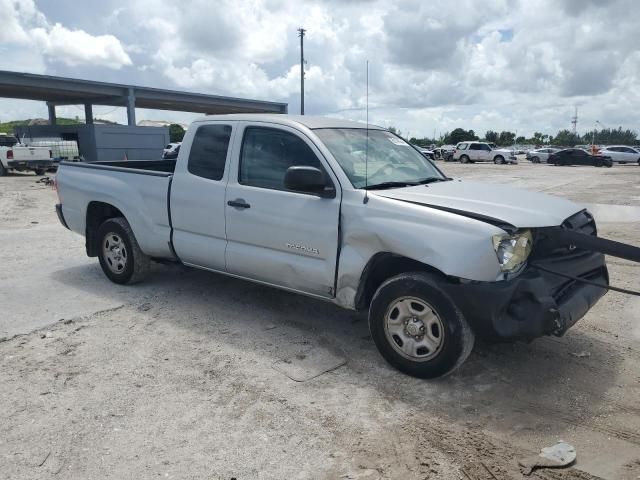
369, 272, 475, 378
34, 168, 45, 176
97, 217, 150, 284
459, 155, 470, 164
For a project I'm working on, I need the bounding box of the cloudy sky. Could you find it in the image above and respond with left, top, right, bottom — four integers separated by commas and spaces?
1, 0, 638, 138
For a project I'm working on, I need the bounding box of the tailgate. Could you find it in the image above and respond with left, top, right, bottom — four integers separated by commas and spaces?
11, 146, 50, 161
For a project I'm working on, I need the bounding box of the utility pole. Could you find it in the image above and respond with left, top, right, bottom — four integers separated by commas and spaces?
571, 106, 578, 134
297, 27, 306, 115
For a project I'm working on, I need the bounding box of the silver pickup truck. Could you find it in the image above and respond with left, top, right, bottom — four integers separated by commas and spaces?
55, 114, 608, 378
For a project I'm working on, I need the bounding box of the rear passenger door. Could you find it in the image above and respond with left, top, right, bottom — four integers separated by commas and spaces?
478, 143, 492, 161
621, 147, 638, 162
170, 122, 235, 270
224, 123, 341, 298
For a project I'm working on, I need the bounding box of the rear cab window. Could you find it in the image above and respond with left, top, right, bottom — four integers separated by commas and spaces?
0, 136, 18, 147
187, 124, 232, 180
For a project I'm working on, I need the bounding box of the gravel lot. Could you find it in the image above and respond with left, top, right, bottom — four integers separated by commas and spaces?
1, 161, 639, 479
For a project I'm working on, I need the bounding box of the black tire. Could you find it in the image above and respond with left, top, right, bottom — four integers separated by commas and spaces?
605, 159, 613, 168
34, 168, 45, 176
368, 272, 475, 379
531, 156, 540, 163
638, 158, 640, 166
493, 155, 504, 165
459, 155, 470, 164
97, 217, 150, 284
0, 162, 6, 176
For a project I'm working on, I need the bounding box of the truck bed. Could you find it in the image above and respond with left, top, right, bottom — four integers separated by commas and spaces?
56, 160, 175, 258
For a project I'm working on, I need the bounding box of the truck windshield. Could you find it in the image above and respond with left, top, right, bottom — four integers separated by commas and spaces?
314, 128, 444, 189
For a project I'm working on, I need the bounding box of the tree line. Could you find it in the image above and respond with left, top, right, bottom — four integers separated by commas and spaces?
408, 127, 638, 147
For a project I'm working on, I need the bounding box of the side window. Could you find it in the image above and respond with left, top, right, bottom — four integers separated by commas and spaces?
187, 124, 232, 181
469, 143, 481, 150
481, 144, 492, 151
623, 147, 635, 153
457, 143, 468, 150
239, 127, 324, 191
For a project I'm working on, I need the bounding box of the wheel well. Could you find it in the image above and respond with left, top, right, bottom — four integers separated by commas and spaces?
86, 201, 124, 257
354, 253, 447, 311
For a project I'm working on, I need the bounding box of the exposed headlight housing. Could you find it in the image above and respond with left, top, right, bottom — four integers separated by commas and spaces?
492, 229, 533, 272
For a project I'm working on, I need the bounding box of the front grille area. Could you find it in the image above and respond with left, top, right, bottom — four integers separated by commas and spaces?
562, 209, 597, 236
531, 209, 597, 260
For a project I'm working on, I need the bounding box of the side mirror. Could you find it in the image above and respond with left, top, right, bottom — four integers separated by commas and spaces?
284, 166, 335, 198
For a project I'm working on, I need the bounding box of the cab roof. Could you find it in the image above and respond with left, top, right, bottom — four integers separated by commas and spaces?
192, 114, 385, 130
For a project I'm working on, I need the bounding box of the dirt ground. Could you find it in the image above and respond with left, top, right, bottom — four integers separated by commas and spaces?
1, 161, 639, 480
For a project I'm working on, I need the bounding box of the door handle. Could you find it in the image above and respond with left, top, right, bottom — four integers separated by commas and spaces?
227, 199, 251, 209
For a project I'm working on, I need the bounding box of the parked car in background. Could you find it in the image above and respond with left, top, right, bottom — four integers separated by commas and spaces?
526, 148, 560, 163
453, 141, 517, 164
163, 143, 181, 160
434, 145, 455, 161
0, 133, 53, 176
598, 146, 640, 164
54, 114, 609, 378
548, 149, 613, 167
162, 142, 181, 159
417, 147, 435, 160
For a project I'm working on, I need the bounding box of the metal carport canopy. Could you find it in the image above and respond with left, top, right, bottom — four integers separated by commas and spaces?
0, 70, 288, 115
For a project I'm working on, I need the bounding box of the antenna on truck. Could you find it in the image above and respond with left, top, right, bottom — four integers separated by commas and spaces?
364, 60, 369, 204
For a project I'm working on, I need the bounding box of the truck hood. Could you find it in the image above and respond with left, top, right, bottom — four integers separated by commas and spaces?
373, 180, 582, 230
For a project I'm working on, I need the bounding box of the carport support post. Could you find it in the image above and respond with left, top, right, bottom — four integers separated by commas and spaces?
47, 102, 57, 125
126, 88, 136, 126
84, 104, 93, 124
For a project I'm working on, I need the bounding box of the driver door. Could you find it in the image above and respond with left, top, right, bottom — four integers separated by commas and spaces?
224, 123, 341, 298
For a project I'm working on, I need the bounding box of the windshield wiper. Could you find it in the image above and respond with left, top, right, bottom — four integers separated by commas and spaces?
364, 181, 419, 190
364, 177, 450, 190
415, 177, 449, 185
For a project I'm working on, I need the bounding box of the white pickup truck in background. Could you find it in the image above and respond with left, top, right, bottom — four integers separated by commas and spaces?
0, 133, 53, 176
54, 114, 609, 379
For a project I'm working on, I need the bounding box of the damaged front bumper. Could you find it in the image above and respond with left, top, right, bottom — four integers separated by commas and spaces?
443, 251, 608, 340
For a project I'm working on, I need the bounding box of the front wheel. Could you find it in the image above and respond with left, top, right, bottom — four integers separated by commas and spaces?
369, 272, 475, 378
97, 217, 150, 284
459, 155, 470, 164
494, 155, 505, 164
34, 168, 45, 176
531, 156, 540, 163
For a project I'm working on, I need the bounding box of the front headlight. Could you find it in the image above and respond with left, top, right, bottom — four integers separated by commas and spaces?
492, 229, 533, 272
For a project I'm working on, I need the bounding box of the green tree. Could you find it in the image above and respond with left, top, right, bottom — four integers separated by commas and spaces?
582, 127, 637, 145
515, 136, 526, 144
498, 131, 516, 146
169, 124, 185, 143
553, 129, 581, 146
531, 132, 545, 144
484, 130, 499, 143
444, 128, 478, 145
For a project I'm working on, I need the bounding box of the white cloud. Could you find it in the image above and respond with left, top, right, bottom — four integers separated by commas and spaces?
0, 0, 638, 138
0, 0, 131, 70
31, 23, 131, 69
